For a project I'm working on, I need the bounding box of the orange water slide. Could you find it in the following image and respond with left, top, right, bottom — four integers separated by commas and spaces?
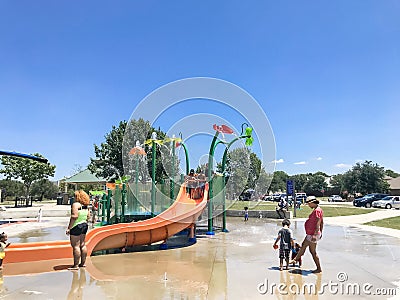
4, 184, 208, 264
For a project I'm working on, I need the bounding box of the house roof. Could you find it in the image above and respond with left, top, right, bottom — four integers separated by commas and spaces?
388, 176, 400, 190
64, 169, 106, 184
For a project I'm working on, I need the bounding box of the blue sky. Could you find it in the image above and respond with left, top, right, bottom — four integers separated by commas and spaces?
1, 1, 399, 180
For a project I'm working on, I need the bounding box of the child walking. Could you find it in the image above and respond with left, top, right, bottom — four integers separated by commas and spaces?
273, 219, 294, 271
0, 232, 11, 270
244, 207, 249, 222
291, 243, 302, 267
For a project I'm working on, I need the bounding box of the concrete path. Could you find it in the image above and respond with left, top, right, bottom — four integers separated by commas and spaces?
1, 217, 399, 299
323, 209, 400, 239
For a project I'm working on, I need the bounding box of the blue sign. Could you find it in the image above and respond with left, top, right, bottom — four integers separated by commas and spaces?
286, 180, 294, 195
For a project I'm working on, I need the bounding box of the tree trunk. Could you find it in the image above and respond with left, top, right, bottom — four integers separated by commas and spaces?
25, 184, 31, 207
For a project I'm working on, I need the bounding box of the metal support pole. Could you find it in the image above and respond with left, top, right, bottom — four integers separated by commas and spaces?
220, 135, 250, 232
170, 139, 175, 204
115, 185, 119, 224
135, 155, 139, 212
101, 193, 106, 224
207, 132, 219, 235
121, 183, 126, 223
151, 140, 156, 216
107, 189, 112, 224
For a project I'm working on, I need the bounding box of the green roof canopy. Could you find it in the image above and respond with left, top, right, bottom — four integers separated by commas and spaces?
64, 169, 106, 184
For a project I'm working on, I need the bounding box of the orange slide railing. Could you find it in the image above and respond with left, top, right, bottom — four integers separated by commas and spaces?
4, 184, 208, 265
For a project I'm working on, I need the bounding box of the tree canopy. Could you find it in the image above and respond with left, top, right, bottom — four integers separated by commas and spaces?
0, 153, 56, 201
31, 179, 59, 200
341, 160, 389, 194
0, 179, 25, 200
88, 118, 178, 183
385, 169, 400, 178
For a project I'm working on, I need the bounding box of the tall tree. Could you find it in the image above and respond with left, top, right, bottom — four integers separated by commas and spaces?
31, 179, 59, 200
254, 168, 272, 194
222, 147, 252, 197
248, 152, 262, 189
0, 179, 25, 201
88, 118, 173, 183
0, 153, 55, 204
385, 169, 400, 178
303, 173, 328, 195
268, 171, 289, 193
89, 120, 127, 181
342, 160, 389, 194
330, 174, 345, 192
289, 173, 309, 192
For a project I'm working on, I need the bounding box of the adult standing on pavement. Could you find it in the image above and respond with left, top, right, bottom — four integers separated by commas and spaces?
289, 196, 323, 273
66, 190, 90, 270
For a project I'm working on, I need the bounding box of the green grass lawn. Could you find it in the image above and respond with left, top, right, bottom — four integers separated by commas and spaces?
1, 198, 56, 207
364, 216, 400, 230
226, 200, 377, 218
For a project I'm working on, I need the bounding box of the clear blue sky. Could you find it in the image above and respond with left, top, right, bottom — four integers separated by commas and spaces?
1, 1, 399, 180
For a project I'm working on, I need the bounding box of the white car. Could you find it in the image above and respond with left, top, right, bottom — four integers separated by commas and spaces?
372, 196, 400, 209
328, 195, 344, 202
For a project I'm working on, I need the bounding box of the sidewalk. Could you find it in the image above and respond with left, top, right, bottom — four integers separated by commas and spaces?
0, 203, 71, 237
323, 209, 400, 239
0, 202, 71, 219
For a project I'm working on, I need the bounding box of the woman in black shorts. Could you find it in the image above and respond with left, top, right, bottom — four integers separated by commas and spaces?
66, 190, 91, 270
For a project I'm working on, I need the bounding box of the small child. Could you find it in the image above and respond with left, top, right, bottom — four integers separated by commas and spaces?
244, 207, 249, 222
0, 232, 11, 270
273, 219, 294, 270
291, 243, 302, 267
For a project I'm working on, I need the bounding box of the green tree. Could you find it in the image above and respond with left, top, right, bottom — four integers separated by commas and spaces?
248, 152, 262, 189
88, 119, 172, 184
0, 153, 56, 204
0, 179, 25, 201
31, 179, 59, 200
222, 147, 251, 197
289, 173, 308, 192
303, 173, 328, 195
330, 174, 345, 193
89, 120, 127, 181
254, 168, 272, 194
385, 169, 400, 178
342, 160, 389, 194
268, 171, 289, 193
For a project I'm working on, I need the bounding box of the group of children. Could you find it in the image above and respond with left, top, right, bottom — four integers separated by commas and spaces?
185, 169, 208, 199
244, 207, 301, 271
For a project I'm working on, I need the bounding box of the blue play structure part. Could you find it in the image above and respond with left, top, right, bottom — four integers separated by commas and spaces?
0, 151, 48, 163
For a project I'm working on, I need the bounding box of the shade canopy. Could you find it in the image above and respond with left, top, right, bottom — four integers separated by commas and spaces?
64, 169, 106, 185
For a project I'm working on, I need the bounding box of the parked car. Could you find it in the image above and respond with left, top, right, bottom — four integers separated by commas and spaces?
260, 194, 272, 201
239, 189, 255, 201
353, 193, 389, 208
272, 193, 282, 201
372, 196, 400, 209
328, 195, 344, 202
295, 193, 307, 203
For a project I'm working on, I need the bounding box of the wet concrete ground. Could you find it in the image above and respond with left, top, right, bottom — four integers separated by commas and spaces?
1, 217, 399, 299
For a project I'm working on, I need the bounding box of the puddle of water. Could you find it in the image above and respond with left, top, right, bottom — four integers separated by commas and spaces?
8, 226, 67, 244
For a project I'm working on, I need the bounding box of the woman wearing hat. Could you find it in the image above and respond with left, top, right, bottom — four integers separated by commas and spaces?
289, 196, 323, 273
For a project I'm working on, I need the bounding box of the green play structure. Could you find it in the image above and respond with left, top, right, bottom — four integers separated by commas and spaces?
94, 123, 253, 233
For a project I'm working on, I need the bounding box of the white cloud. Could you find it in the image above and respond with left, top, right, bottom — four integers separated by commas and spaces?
316, 157, 323, 161
335, 163, 351, 168
294, 161, 307, 165
271, 158, 284, 164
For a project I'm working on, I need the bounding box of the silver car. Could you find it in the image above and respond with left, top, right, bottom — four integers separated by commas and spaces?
372, 196, 400, 209
328, 195, 344, 202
